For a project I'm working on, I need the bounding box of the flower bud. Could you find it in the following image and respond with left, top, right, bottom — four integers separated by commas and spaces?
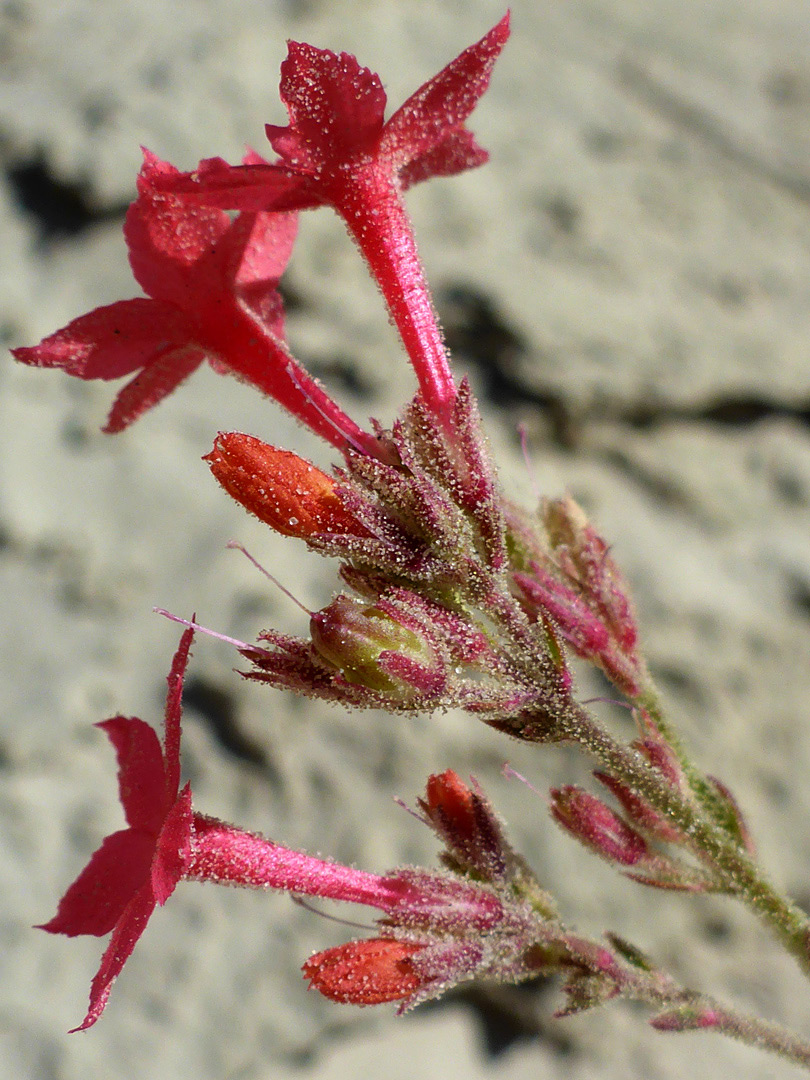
514, 496, 644, 697
205, 432, 368, 538
550, 786, 649, 866
650, 1004, 722, 1031
303, 939, 426, 1005
593, 767, 684, 845
419, 770, 509, 881
544, 497, 638, 649
310, 595, 445, 702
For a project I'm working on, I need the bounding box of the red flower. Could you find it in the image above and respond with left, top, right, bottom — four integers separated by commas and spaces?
13, 152, 373, 454
37, 627, 196, 1031
38, 626, 430, 1030
159, 16, 510, 428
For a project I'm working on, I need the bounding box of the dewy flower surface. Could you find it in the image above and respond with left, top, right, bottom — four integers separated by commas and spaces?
205, 433, 371, 538
13, 152, 373, 453
158, 15, 510, 427
38, 628, 436, 1030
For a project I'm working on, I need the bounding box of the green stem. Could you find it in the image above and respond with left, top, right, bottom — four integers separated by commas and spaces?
554, 929, 810, 1069
563, 703, 810, 974
472, 546, 810, 975
633, 679, 735, 824
621, 963, 810, 1070
704, 1008, 810, 1070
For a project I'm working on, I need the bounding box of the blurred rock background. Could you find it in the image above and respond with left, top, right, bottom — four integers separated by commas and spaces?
2, 1, 810, 1077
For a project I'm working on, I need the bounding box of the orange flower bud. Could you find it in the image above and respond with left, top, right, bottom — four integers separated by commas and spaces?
302, 939, 425, 1005
424, 770, 477, 839
420, 769, 511, 883
205, 432, 368, 538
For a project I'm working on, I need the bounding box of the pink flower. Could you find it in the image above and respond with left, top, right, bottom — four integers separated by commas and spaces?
13, 152, 374, 454
158, 16, 510, 428
37, 627, 196, 1031
38, 627, 423, 1030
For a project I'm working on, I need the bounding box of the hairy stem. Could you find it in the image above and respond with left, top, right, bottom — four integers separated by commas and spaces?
563, 704, 810, 974
474, 573, 810, 975
556, 930, 810, 1069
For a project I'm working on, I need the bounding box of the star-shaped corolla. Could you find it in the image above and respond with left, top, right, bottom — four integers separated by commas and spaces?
38, 628, 195, 1031
13, 152, 371, 453
38, 627, 428, 1030
158, 16, 510, 428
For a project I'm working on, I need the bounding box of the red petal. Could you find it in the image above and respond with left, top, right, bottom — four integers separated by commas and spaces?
161, 157, 312, 213
162, 627, 194, 798
98, 717, 168, 833
274, 42, 387, 171
151, 785, 193, 905
103, 344, 205, 433
381, 15, 510, 172
37, 828, 155, 938
400, 129, 489, 190
71, 881, 157, 1031
234, 286, 286, 341
226, 210, 298, 292
11, 299, 191, 381
126, 153, 233, 307
303, 939, 425, 1005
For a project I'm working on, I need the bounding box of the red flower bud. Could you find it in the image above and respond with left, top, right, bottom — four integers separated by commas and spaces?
425, 770, 477, 839
303, 939, 426, 1005
550, 786, 649, 866
205, 432, 368, 538
419, 770, 509, 881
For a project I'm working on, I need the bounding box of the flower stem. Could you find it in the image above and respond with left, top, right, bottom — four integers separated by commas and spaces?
703, 1008, 810, 1070
477, 572, 810, 976
558, 930, 810, 1069
633, 677, 733, 822
561, 705, 810, 975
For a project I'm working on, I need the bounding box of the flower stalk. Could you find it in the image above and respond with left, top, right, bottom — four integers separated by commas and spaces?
16, 13, 810, 1071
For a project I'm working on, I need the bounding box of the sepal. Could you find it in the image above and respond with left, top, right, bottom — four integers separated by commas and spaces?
513, 496, 644, 697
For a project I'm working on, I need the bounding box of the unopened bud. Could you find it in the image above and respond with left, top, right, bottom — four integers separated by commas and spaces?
594, 766, 684, 845
206, 432, 368, 538
544, 496, 638, 649
310, 595, 445, 702
550, 786, 649, 866
419, 770, 509, 881
515, 496, 644, 697
303, 939, 426, 1005
706, 776, 756, 856
650, 1004, 722, 1031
